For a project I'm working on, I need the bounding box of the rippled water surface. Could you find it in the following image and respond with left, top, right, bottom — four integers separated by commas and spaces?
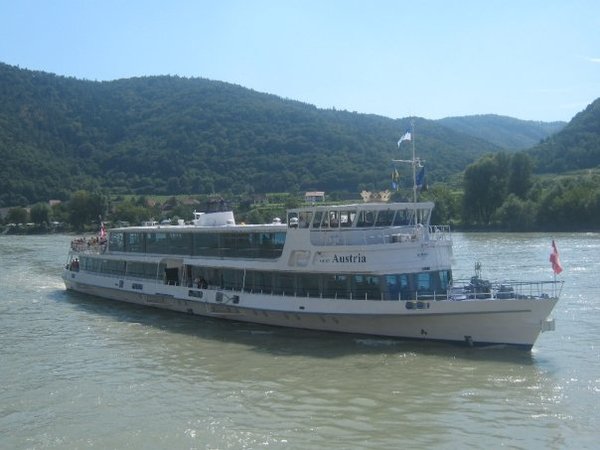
1, 233, 599, 449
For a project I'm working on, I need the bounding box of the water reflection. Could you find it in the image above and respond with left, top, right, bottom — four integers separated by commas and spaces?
61, 289, 537, 364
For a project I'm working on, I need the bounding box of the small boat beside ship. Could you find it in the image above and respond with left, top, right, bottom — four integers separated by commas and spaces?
62, 138, 563, 349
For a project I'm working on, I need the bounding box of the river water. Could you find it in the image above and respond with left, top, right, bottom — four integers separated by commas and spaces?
0, 233, 598, 449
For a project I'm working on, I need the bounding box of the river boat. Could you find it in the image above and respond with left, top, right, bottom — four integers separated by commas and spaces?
62, 138, 563, 349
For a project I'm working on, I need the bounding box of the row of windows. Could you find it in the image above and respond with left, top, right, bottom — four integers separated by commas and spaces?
80, 257, 163, 280
108, 231, 286, 258
289, 208, 430, 229
79, 256, 451, 301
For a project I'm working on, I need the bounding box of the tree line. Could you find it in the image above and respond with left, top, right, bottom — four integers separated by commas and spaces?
4, 155, 599, 233
422, 152, 600, 231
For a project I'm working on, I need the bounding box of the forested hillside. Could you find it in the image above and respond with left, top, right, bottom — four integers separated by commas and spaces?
528, 98, 600, 173
1, 62, 502, 207
0, 63, 593, 210
437, 114, 565, 149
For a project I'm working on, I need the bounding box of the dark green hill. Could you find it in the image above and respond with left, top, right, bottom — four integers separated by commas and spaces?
437, 114, 565, 149
527, 98, 600, 173
0, 62, 506, 206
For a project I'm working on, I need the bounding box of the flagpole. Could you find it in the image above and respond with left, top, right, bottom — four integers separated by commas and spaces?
410, 120, 417, 226
392, 119, 420, 227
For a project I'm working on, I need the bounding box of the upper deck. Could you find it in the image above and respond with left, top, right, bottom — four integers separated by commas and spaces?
70, 201, 451, 268
287, 201, 434, 229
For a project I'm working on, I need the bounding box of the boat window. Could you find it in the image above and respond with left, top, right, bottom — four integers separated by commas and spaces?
169, 232, 192, 255
79, 256, 90, 271
312, 211, 323, 228
192, 232, 286, 259
108, 232, 124, 252
243, 270, 256, 292
221, 233, 251, 256
193, 233, 219, 257
125, 232, 145, 253
399, 274, 410, 289
340, 210, 356, 227
416, 272, 433, 291
320, 211, 331, 228
352, 275, 381, 300
221, 269, 243, 290
375, 209, 395, 227
295, 273, 321, 297
324, 274, 349, 299
126, 261, 159, 279
327, 211, 340, 228
438, 270, 451, 290
102, 259, 126, 275
288, 212, 299, 228
393, 210, 412, 226
298, 212, 312, 228
393, 274, 412, 300
356, 210, 375, 227
246, 270, 272, 293
146, 232, 169, 254
417, 208, 431, 225
385, 275, 400, 300
273, 272, 295, 295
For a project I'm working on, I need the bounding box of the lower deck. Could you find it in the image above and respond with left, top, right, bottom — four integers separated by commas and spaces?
63, 270, 559, 349
73, 254, 452, 301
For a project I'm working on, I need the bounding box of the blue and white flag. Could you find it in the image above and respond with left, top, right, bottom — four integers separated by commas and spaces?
397, 131, 411, 147
416, 166, 426, 190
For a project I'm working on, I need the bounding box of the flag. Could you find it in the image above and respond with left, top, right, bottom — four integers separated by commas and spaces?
397, 131, 411, 147
416, 166, 426, 190
391, 168, 400, 190
549, 240, 563, 275
100, 222, 107, 240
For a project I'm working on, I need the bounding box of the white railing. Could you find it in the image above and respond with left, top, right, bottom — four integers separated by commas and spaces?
309, 224, 451, 247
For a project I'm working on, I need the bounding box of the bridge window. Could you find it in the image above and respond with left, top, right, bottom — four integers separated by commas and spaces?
375, 209, 395, 227
108, 232, 124, 252
312, 211, 323, 228
125, 232, 145, 253
356, 210, 375, 227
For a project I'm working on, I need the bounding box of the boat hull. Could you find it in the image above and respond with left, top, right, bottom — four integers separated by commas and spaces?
63, 271, 557, 349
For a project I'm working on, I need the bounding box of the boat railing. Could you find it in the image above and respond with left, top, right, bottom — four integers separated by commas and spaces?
443, 279, 564, 301
309, 224, 451, 246
70, 237, 106, 254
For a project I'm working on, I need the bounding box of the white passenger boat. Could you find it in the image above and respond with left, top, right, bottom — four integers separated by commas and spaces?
62, 196, 563, 349
63, 132, 563, 349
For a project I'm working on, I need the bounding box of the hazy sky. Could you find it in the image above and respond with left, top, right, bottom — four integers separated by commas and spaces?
1, 0, 598, 122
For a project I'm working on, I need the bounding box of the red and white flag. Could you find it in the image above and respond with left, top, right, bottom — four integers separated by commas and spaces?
100, 222, 106, 240
549, 240, 563, 275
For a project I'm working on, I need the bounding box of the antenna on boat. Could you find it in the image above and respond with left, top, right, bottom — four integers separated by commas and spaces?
393, 119, 424, 224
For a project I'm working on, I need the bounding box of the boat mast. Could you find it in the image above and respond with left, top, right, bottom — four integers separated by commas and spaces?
410, 120, 417, 205
393, 119, 423, 226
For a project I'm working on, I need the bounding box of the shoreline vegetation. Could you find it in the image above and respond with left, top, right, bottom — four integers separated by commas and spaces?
2, 169, 599, 235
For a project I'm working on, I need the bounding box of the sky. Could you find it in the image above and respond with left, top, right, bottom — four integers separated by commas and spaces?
0, 0, 598, 122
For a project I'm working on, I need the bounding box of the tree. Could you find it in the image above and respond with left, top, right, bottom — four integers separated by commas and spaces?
113, 201, 151, 225
494, 194, 537, 231
6, 207, 29, 224
30, 202, 50, 225
508, 152, 533, 198
68, 190, 107, 231
421, 185, 459, 225
462, 154, 509, 226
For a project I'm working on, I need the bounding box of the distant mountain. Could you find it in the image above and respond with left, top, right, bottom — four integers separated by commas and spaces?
437, 114, 566, 149
527, 98, 600, 173
0, 62, 506, 207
